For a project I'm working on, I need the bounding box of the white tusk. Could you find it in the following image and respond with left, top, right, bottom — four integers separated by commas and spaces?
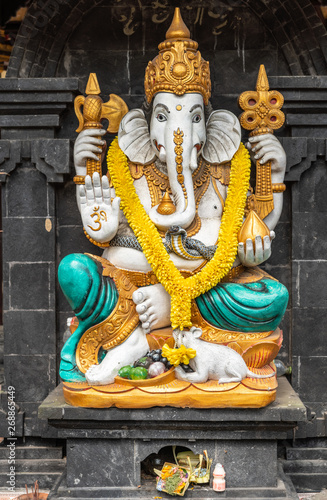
190, 146, 198, 171
159, 146, 167, 163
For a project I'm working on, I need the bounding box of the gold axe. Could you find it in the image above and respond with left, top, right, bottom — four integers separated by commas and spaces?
74, 73, 128, 180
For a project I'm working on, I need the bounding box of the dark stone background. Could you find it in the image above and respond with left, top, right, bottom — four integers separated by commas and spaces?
1, 0, 327, 439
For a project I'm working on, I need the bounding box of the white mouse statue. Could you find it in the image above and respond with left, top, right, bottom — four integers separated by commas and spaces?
174, 327, 275, 384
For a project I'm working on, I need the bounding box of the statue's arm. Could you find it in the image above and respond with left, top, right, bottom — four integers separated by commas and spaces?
74, 129, 107, 175
246, 133, 286, 231
74, 128, 106, 212
74, 129, 121, 243
238, 134, 286, 267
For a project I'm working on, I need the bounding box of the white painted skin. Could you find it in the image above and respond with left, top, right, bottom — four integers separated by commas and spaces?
73, 92, 287, 385
147, 93, 206, 231
86, 325, 148, 385
132, 283, 171, 334
173, 327, 275, 384
78, 172, 121, 243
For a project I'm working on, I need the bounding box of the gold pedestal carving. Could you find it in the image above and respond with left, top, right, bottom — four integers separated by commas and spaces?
64, 327, 282, 408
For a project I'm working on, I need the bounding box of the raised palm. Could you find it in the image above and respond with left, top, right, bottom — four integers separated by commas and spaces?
80, 172, 121, 244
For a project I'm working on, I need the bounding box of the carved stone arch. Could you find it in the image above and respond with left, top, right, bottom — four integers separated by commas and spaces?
7, 0, 102, 77
7, 0, 327, 78
241, 0, 327, 76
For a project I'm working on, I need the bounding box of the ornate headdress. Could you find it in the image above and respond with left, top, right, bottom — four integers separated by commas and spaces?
144, 8, 211, 105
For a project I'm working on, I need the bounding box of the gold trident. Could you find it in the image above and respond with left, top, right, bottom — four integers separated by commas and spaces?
238, 65, 285, 220
74, 73, 128, 179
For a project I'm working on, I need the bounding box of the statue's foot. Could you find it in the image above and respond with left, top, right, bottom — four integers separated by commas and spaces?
132, 283, 171, 333
85, 326, 149, 385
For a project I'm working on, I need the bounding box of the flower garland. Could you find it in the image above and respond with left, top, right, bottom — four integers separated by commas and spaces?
162, 344, 196, 367
107, 137, 250, 330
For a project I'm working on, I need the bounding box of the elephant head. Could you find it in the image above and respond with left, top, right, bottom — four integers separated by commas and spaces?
118, 92, 241, 231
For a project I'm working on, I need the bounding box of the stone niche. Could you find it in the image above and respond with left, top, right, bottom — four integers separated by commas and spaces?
39, 379, 306, 499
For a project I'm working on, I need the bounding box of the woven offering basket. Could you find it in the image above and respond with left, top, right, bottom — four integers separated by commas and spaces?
154, 462, 191, 496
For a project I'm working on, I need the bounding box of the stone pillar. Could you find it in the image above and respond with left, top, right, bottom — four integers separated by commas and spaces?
0, 78, 81, 437
271, 76, 327, 436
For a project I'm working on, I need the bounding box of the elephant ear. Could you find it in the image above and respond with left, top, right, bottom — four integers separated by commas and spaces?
118, 109, 156, 164
202, 110, 241, 164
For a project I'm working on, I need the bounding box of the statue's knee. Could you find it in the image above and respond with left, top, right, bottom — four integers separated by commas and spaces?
58, 253, 102, 312
274, 282, 289, 312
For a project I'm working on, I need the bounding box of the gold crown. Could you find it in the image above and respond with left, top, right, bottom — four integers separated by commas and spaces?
144, 8, 211, 105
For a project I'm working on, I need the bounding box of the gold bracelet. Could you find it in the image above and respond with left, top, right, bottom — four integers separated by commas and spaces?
74, 175, 86, 185
83, 229, 110, 248
272, 183, 286, 193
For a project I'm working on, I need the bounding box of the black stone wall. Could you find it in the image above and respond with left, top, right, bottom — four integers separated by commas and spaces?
0, 78, 81, 436
1, 0, 327, 438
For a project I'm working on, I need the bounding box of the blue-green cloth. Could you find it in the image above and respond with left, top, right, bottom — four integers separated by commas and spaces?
58, 254, 118, 381
195, 278, 288, 332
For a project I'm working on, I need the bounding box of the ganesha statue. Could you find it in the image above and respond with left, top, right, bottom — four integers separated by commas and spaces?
59, 9, 288, 408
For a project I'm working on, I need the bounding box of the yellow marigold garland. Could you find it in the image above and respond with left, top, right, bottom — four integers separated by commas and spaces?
162, 343, 196, 367
107, 138, 250, 330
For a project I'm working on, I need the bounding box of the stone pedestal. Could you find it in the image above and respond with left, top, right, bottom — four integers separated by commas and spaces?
38, 378, 306, 499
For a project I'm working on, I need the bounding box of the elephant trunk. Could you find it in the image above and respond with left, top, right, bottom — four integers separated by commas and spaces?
149, 127, 197, 231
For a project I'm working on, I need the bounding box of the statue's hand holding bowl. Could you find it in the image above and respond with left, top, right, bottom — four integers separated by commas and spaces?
238, 231, 275, 267
79, 172, 121, 244
74, 128, 107, 176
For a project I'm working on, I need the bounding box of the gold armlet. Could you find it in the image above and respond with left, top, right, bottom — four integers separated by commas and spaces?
272, 183, 286, 193
74, 175, 86, 185
83, 229, 110, 248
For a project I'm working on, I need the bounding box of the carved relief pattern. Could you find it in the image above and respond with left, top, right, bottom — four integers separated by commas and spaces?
145, 38, 211, 104
209, 163, 230, 186
76, 296, 139, 374
142, 162, 172, 207
129, 163, 144, 180
191, 301, 272, 343
238, 65, 284, 134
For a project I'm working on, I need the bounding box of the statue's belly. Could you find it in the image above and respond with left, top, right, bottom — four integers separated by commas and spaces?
102, 217, 221, 272
103, 246, 206, 272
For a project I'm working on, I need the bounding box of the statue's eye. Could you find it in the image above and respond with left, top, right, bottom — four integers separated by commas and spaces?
192, 114, 202, 123
156, 113, 167, 122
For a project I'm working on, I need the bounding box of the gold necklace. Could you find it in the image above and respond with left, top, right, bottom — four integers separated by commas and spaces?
129, 157, 211, 237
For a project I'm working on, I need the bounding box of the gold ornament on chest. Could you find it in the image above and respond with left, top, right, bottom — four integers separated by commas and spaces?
128, 157, 212, 237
